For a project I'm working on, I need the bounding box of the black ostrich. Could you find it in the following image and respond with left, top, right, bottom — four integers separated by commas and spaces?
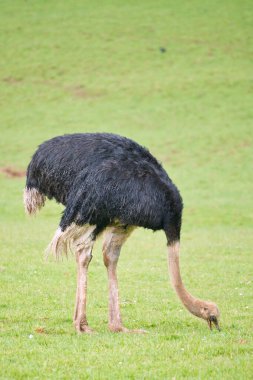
24, 133, 220, 333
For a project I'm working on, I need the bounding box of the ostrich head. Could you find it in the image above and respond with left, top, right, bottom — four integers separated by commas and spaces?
199, 301, 220, 330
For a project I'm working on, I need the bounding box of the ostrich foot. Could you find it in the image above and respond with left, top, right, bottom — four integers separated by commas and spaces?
74, 318, 94, 334
109, 325, 147, 334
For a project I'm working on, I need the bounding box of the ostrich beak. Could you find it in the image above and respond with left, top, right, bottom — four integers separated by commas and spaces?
207, 316, 220, 331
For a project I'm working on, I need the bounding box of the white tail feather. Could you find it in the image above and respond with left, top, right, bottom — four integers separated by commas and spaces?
45, 224, 96, 260
23, 187, 46, 215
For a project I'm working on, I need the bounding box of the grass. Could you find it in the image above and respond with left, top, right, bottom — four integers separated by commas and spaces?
0, 0, 253, 378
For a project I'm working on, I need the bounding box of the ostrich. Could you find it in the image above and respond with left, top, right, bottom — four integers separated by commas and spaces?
24, 133, 220, 333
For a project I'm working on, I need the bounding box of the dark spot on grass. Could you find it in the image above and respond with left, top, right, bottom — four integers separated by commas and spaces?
238, 339, 247, 344
35, 327, 46, 334
170, 334, 180, 340
66, 85, 104, 99
147, 323, 158, 328
0, 166, 26, 178
69, 85, 89, 98
2, 77, 23, 84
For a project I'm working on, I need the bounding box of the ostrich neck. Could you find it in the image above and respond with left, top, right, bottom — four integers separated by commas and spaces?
168, 242, 203, 318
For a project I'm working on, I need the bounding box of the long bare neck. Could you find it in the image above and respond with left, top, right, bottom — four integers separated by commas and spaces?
168, 242, 203, 318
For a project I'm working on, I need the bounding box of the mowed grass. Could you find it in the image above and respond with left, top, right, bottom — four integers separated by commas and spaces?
0, 0, 253, 378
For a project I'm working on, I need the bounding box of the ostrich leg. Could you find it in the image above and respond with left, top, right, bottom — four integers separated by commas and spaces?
103, 226, 145, 333
73, 227, 96, 333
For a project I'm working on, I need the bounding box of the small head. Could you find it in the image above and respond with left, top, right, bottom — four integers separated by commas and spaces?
200, 301, 220, 331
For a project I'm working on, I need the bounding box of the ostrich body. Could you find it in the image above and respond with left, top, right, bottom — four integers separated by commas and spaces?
24, 133, 220, 333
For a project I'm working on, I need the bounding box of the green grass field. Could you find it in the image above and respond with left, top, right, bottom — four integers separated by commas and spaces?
1, 1, 253, 378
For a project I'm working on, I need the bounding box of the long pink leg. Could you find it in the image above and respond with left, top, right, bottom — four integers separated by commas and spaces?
103, 226, 145, 333
73, 232, 95, 333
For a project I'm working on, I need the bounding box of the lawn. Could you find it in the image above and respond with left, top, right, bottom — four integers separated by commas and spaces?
0, 0, 252, 379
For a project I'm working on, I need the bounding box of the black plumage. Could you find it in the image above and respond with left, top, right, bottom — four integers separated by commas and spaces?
26, 133, 183, 243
